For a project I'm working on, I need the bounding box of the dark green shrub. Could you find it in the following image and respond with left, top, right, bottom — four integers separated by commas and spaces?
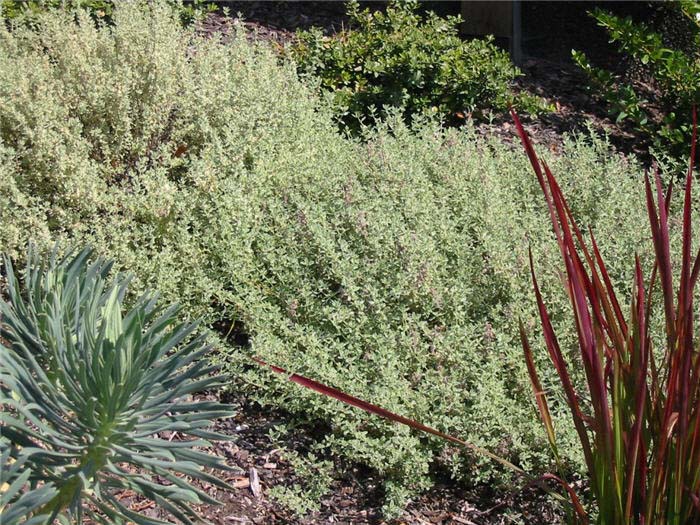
573, 2, 700, 158
290, 0, 545, 131
0, 246, 235, 524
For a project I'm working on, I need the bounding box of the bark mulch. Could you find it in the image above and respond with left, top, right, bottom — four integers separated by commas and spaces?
133, 397, 566, 525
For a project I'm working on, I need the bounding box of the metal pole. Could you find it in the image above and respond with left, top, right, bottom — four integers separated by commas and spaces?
512, 0, 522, 66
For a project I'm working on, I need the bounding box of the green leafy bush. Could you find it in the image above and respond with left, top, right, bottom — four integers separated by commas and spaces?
1, 0, 111, 21
0, 1, 692, 516
290, 0, 545, 131
0, 246, 235, 524
573, 2, 700, 158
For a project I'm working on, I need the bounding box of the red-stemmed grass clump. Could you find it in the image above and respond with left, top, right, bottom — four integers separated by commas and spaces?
516, 107, 700, 524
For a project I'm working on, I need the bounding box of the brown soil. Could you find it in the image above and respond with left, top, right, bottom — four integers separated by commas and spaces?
121, 396, 566, 525
208, 398, 573, 525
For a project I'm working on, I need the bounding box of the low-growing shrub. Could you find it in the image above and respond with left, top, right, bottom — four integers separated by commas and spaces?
0, 246, 235, 523
0, 1, 693, 516
289, 0, 546, 132
573, 2, 700, 159
1, 0, 113, 20
267, 111, 700, 522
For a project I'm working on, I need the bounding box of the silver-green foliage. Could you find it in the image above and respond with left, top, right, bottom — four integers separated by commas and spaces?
0, 0, 689, 515
0, 452, 58, 525
0, 246, 234, 524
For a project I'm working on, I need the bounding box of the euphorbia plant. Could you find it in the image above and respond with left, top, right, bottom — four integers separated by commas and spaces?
517, 107, 699, 524
0, 246, 235, 524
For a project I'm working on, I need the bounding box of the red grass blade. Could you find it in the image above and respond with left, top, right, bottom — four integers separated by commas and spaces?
528, 249, 596, 477
510, 108, 544, 183
520, 319, 558, 457
252, 357, 528, 475
589, 232, 628, 342
539, 474, 589, 524
644, 169, 677, 348
253, 356, 590, 518
511, 110, 566, 257
623, 257, 649, 520
542, 154, 614, 473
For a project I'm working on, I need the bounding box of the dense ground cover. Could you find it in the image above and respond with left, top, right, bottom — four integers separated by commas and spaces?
1, 2, 696, 520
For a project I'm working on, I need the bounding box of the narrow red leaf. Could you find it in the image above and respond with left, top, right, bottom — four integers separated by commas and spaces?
520, 319, 558, 456
539, 473, 590, 524
589, 232, 628, 341
511, 110, 567, 258
624, 257, 649, 520
654, 167, 677, 345
254, 356, 606, 518
511, 108, 544, 182
542, 174, 613, 463
528, 249, 596, 474
521, 473, 590, 523
252, 357, 527, 475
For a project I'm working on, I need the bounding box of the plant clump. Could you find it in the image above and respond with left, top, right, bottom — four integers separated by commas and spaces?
573, 2, 700, 159
518, 107, 699, 523
0, 246, 235, 524
0, 0, 215, 26
290, 0, 546, 132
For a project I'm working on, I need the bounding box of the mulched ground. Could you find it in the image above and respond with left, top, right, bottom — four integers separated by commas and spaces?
125, 396, 566, 525
184, 3, 661, 523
